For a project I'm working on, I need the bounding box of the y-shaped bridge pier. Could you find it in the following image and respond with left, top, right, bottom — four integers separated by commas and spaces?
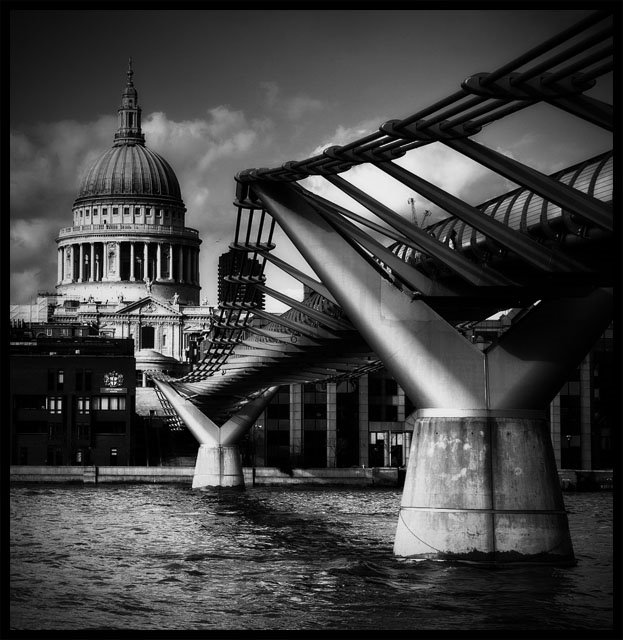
154, 11, 614, 564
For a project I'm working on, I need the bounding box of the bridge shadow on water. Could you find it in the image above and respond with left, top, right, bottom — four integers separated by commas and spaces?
166, 485, 601, 630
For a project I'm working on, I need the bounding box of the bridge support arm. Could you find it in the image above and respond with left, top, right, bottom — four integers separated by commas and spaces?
220, 386, 280, 446
153, 380, 219, 446
487, 287, 613, 410
254, 180, 486, 410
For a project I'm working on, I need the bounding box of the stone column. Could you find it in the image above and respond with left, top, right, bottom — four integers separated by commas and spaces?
168, 243, 174, 280
130, 243, 135, 281
326, 382, 337, 468
580, 355, 592, 470
89, 243, 95, 281
143, 243, 149, 281
290, 385, 303, 463
359, 374, 369, 466
103, 243, 109, 281
57, 248, 63, 285
156, 243, 162, 281
79, 244, 84, 282
66, 245, 73, 282
178, 245, 185, 283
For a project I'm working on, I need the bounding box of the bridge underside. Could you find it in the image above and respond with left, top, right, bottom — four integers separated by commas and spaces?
153, 11, 614, 564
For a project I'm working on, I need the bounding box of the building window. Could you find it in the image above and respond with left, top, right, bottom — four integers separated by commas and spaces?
46, 396, 63, 414
162, 333, 167, 347
77, 424, 90, 440
369, 432, 387, 466
110, 448, 119, 466
93, 208, 98, 216
141, 326, 155, 349
390, 431, 411, 467
92, 396, 126, 411
113, 207, 119, 216
102, 207, 108, 216
77, 397, 91, 414
85, 369, 92, 391
47, 446, 64, 466
124, 207, 130, 216
48, 423, 64, 439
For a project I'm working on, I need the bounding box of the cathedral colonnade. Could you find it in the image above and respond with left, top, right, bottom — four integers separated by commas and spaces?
57, 238, 200, 286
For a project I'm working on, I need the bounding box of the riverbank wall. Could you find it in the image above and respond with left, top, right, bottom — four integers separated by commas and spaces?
9, 465, 612, 490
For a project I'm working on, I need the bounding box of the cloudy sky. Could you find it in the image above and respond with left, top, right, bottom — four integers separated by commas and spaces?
9, 8, 613, 309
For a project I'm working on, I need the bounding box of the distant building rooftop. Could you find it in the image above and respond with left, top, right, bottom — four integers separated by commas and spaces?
10, 336, 135, 357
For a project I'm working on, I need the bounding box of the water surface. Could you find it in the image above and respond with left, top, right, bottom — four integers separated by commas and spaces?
10, 485, 613, 631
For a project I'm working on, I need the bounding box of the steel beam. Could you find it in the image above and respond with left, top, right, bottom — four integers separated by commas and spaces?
260, 251, 338, 304
319, 175, 513, 286
442, 138, 612, 231
375, 160, 593, 272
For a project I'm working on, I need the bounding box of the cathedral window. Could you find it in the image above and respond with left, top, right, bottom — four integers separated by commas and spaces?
124, 207, 130, 216
102, 208, 108, 216
113, 207, 119, 216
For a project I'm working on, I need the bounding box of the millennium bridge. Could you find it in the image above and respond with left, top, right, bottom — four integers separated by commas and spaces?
153, 11, 614, 565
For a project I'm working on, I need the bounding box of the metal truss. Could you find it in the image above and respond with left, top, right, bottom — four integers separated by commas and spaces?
155, 10, 614, 420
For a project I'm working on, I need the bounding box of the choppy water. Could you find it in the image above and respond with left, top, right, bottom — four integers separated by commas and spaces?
10, 485, 613, 631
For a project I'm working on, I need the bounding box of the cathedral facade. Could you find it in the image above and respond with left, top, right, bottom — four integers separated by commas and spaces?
52, 62, 213, 384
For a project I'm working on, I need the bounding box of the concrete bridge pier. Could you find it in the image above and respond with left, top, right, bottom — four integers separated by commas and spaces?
253, 180, 612, 564
394, 288, 612, 563
395, 411, 573, 563
193, 444, 245, 490
154, 380, 278, 490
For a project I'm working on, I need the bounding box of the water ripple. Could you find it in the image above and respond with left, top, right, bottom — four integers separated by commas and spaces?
10, 485, 612, 631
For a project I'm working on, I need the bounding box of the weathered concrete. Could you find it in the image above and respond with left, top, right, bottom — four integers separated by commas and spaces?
192, 444, 244, 490
153, 380, 278, 489
394, 415, 574, 564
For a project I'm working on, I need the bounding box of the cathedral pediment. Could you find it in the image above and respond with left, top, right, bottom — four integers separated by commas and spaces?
115, 296, 182, 316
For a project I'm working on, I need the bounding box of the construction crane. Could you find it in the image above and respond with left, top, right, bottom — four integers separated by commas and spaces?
408, 198, 431, 228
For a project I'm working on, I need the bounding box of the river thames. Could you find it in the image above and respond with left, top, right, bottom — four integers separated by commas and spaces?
10, 485, 613, 632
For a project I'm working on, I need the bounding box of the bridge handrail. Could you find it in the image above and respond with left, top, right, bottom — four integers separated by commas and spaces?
236, 11, 612, 184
